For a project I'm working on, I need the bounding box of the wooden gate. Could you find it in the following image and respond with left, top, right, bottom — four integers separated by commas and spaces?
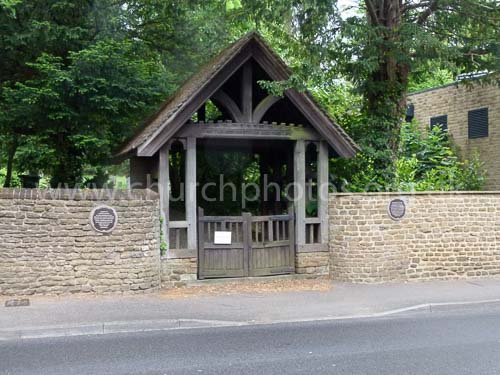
198, 207, 295, 279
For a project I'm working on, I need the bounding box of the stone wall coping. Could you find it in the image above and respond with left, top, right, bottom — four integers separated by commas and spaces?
330, 191, 500, 197
407, 81, 460, 96
407, 76, 496, 97
0, 188, 159, 201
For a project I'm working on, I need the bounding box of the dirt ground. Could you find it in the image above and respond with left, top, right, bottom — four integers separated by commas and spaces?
160, 278, 332, 299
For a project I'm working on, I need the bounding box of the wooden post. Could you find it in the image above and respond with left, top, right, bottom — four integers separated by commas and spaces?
186, 137, 197, 250
243, 212, 251, 277
159, 144, 170, 250
294, 140, 306, 246
241, 61, 253, 122
288, 205, 296, 271
318, 141, 329, 244
197, 207, 205, 279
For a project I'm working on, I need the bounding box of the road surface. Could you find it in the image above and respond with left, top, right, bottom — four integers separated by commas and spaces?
1, 305, 500, 374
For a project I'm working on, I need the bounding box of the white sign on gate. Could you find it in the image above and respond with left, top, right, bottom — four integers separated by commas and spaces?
214, 231, 232, 245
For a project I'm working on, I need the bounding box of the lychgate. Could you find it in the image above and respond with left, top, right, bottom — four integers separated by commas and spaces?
115, 32, 358, 279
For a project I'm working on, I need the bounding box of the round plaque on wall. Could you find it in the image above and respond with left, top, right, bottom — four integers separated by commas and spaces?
90, 205, 118, 233
388, 198, 406, 220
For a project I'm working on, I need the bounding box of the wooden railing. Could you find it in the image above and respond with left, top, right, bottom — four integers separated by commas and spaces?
305, 217, 321, 244
199, 215, 246, 245
250, 214, 292, 245
168, 221, 188, 250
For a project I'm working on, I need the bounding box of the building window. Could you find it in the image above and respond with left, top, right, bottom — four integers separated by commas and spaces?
468, 108, 488, 139
430, 115, 448, 131
405, 104, 414, 123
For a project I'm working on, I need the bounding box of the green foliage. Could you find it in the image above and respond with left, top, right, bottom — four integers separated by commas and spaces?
197, 151, 261, 215
1, 40, 168, 186
306, 200, 318, 217
0, 168, 21, 187
408, 66, 455, 92
227, 0, 499, 180
337, 121, 486, 192
0, 0, 234, 186
1, 0, 497, 190
394, 122, 486, 191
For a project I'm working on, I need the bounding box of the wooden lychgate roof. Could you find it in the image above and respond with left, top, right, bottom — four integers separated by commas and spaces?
116, 32, 359, 159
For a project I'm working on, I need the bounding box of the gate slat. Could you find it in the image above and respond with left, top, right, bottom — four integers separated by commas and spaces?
243, 212, 251, 277
175, 229, 181, 249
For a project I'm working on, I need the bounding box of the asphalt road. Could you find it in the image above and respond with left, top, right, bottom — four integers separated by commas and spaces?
2, 306, 500, 375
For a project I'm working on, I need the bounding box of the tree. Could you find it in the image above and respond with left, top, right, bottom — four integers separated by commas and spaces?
226, 0, 499, 183
0, 41, 168, 186
1, 0, 497, 187
0, 0, 232, 186
0, 0, 103, 186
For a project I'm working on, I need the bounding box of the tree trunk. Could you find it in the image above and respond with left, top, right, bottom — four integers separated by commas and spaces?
3, 135, 18, 188
49, 131, 83, 188
364, 0, 410, 154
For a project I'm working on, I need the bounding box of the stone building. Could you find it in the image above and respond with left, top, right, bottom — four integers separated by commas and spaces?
407, 80, 500, 189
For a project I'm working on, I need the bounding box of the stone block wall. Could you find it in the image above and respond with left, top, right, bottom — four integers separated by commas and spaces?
161, 257, 197, 287
329, 192, 500, 283
295, 252, 329, 275
408, 83, 500, 189
0, 189, 161, 295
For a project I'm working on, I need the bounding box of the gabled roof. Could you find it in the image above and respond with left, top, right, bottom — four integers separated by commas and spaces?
116, 32, 359, 159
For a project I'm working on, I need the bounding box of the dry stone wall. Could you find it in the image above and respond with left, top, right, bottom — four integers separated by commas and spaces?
329, 192, 500, 283
0, 189, 161, 295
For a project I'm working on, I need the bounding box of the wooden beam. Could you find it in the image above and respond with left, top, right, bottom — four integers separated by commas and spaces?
296, 243, 328, 253
176, 122, 321, 141
252, 95, 281, 123
166, 248, 197, 259
318, 140, 329, 245
294, 140, 306, 246
137, 47, 252, 157
251, 45, 357, 158
185, 137, 197, 250
211, 90, 243, 122
241, 61, 253, 122
158, 143, 170, 250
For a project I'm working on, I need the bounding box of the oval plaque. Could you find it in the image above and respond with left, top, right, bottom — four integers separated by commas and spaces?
388, 198, 406, 220
90, 205, 118, 233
